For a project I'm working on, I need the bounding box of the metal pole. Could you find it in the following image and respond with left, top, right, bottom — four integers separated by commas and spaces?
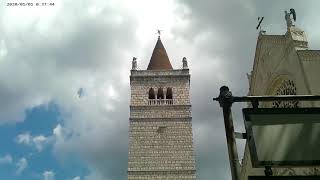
213, 95, 320, 103
217, 86, 241, 180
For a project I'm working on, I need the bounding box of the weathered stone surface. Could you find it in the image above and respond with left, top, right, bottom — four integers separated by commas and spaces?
241, 21, 320, 180
130, 69, 190, 106
128, 69, 196, 179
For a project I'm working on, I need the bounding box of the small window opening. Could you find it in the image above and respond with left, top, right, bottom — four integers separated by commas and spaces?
157, 88, 164, 99
149, 88, 155, 99
166, 87, 173, 99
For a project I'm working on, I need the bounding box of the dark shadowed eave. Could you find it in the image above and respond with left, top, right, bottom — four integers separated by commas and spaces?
147, 37, 173, 70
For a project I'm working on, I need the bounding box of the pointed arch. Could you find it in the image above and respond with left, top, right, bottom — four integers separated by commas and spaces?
265, 75, 298, 108
166, 87, 172, 99
148, 88, 155, 99
157, 88, 164, 99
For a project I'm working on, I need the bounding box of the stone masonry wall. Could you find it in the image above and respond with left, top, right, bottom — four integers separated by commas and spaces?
128, 119, 196, 171
128, 69, 196, 180
130, 70, 190, 106
130, 106, 191, 118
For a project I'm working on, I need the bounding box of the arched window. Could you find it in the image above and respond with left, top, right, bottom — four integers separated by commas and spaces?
272, 79, 298, 108
157, 88, 164, 99
166, 87, 172, 99
149, 88, 155, 99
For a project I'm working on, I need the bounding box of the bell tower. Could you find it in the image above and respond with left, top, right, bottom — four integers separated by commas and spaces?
128, 37, 196, 179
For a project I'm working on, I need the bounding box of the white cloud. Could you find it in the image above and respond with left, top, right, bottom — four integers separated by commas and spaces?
72, 176, 80, 180
43, 170, 55, 180
106, 85, 118, 100
16, 133, 31, 144
0, 154, 13, 164
0, 39, 7, 58
16, 123, 67, 153
2, 0, 320, 179
53, 124, 64, 138
1, 0, 136, 178
84, 171, 105, 180
33, 135, 48, 151
16, 157, 28, 175
16, 133, 50, 152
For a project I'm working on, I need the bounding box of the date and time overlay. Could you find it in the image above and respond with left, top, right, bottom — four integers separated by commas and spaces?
6, 1, 55, 7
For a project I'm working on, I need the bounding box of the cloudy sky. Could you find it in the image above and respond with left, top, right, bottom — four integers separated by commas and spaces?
1, 0, 320, 180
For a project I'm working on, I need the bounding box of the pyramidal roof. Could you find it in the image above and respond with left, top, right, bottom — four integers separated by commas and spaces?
147, 37, 173, 70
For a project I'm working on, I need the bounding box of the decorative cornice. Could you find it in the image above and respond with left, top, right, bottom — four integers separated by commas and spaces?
131, 69, 189, 76
130, 76, 191, 80
297, 50, 320, 61
129, 117, 192, 122
260, 35, 286, 45
130, 105, 191, 109
128, 170, 196, 175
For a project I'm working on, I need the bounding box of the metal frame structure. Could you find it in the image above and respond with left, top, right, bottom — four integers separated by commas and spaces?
248, 176, 320, 180
212, 86, 320, 180
243, 107, 320, 167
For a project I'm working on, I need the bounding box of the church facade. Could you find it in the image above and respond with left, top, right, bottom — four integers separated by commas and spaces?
128, 37, 196, 179
240, 10, 320, 179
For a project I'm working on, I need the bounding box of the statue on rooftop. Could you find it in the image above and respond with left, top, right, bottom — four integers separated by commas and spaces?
182, 57, 188, 69
285, 8, 296, 28
132, 57, 137, 70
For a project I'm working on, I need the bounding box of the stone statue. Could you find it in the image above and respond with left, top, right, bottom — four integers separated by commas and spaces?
182, 57, 188, 69
285, 9, 296, 28
285, 10, 293, 28
132, 57, 137, 70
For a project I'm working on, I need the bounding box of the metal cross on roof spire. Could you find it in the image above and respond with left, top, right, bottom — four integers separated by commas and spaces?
256, 17, 264, 31
156, 29, 162, 37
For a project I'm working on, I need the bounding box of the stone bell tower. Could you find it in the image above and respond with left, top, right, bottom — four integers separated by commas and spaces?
128, 36, 196, 179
